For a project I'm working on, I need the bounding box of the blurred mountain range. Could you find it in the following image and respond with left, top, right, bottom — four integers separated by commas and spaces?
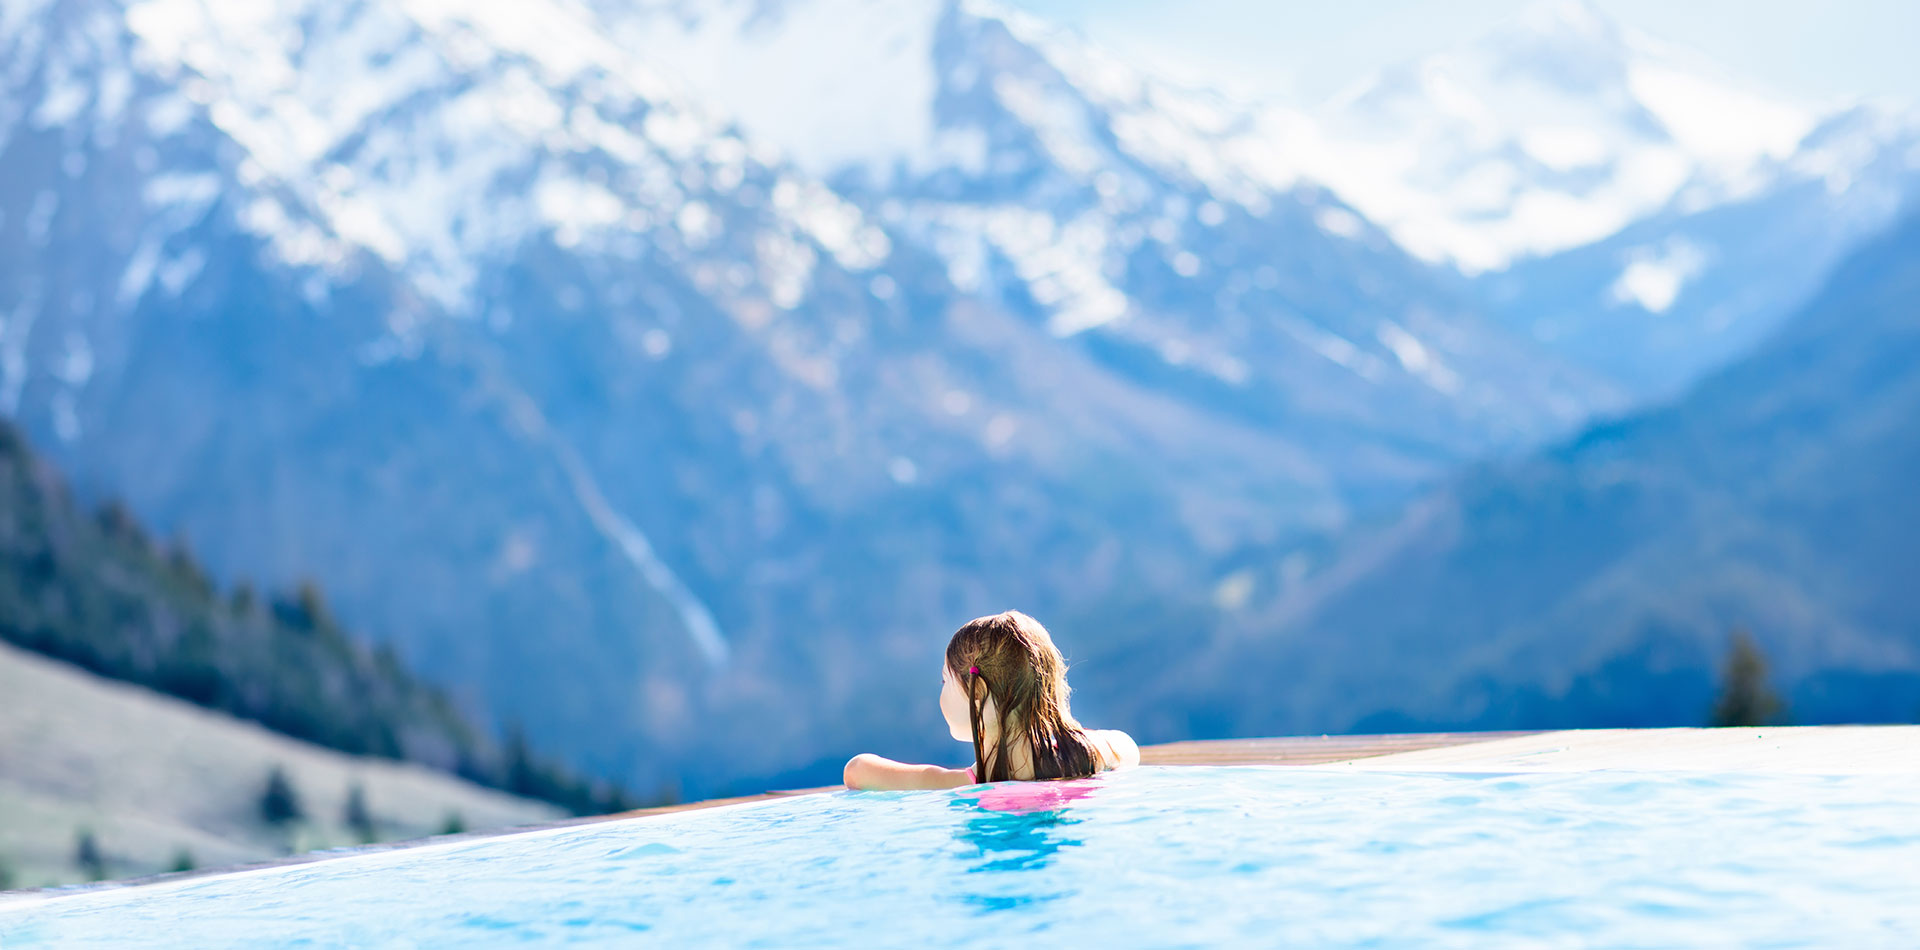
1177, 208, 1920, 738
1, 0, 1915, 793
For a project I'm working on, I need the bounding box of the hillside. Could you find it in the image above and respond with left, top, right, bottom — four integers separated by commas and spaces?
1185, 210, 1920, 737
0, 417, 485, 770
0, 640, 561, 890
0, 417, 628, 814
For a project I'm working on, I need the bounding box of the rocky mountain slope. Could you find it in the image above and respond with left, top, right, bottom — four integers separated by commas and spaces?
600, 0, 1623, 495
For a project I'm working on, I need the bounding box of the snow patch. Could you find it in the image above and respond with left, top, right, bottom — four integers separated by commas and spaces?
640, 329, 670, 359
593, 0, 944, 178
1377, 321, 1461, 394
94, 64, 134, 124
675, 201, 717, 249
155, 247, 205, 296
54, 332, 93, 386
118, 236, 162, 305
50, 391, 80, 442
0, 300, 39, 413
770, 178, 890, 270
755, 229, 817, 310
991, 73, 1103, 177
24, 191, 58, 245
1519, 126, 1608, 171
142, 94, 196, 136
1609, 238, 1708, 313
535, 176, 626, 233
1626, 62, 1812, 167
32, 66, 90, 128
143, 172, 222, 208
1314, 206, 1364, 239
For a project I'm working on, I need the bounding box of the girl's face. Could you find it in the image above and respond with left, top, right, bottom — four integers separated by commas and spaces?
939, 663, 974, 742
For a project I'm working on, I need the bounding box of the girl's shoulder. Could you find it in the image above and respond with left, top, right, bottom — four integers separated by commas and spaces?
1085, 728, 1141, 771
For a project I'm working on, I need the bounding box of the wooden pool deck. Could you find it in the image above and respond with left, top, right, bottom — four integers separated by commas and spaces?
1138, 730, 1540, 767
1333, 725, 1920, 774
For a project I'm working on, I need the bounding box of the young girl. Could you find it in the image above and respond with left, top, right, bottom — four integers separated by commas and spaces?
843, 610, 1140, 790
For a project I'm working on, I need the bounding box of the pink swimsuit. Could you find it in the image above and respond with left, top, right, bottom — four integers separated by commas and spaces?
962, 763, 1101, 813
974, 778, 1100, 814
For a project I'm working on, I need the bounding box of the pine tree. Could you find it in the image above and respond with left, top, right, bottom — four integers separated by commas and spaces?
505, 724, 536, 798
75, 828, 107, 881
165, 543, 213, 598
169, 848, 196, 874
95, 499, 144, 547
230, 581, 257, 617
344, 783, 377, 843
296, 580, 332, 631
440, 811, 466, 836
260, 766, 304, 826
1710, 629, 1787, 727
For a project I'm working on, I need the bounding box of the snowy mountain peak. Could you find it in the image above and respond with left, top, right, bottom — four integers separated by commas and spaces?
1514, 0, 1618, 43
586, 0, 948, 178
1329, 0, 1629, 118
1312, 0, 1816, 273
93, 0, 894, 317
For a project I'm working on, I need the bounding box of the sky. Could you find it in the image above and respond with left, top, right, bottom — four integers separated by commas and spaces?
1006, 0, 1920, 109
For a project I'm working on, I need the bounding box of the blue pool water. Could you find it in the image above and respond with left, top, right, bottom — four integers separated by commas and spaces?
4, 766, 1918, 947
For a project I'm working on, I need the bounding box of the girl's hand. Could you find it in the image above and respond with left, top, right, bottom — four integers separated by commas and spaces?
843, 753, 974, 791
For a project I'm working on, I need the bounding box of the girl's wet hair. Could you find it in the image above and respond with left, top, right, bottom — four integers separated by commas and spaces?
945, 610, 1099, 782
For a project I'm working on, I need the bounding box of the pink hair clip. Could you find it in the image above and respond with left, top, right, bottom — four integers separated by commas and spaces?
968, 665, 980, 675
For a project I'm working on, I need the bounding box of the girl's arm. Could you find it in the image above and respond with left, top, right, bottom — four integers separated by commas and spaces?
843, 753, 974, 791
1089, 729, 1141, 770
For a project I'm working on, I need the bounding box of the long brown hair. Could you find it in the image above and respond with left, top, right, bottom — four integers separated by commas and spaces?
946, 610, 1099, 782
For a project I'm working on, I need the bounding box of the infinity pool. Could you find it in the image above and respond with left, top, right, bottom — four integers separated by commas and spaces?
4, 766, 1917, 947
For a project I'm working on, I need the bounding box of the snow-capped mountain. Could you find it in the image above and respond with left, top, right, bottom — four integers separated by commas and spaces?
590, 0, 1622, 498
1297, 0, 1920, 397
1477, 100, 1920, 396
1306, 0, 1817, 276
